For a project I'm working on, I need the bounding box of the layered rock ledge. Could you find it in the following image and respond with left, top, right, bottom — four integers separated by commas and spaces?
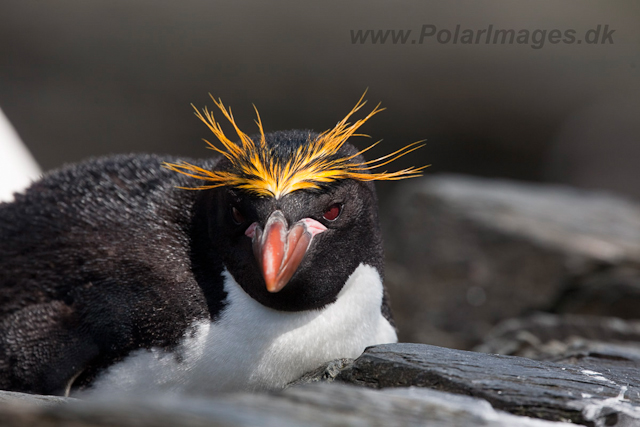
2, 342, 640, 426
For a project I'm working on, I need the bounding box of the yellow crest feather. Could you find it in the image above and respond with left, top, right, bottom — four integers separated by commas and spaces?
164, 92, 428, 198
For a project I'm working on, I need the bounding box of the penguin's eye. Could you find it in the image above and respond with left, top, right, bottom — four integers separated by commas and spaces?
231, 206, 245, 225
322, 203, 342, 221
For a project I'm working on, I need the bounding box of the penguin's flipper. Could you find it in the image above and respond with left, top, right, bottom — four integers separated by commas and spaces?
0, 301, 99, 396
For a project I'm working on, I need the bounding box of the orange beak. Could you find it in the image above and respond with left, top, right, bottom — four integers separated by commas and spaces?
245, 211, 326, 293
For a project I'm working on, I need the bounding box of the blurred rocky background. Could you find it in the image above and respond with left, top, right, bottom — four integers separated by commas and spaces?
384, 175, 640, 348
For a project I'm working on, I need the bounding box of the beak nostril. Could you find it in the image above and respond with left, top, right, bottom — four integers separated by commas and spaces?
297, 218, 327, 237
245, 222, 259, 239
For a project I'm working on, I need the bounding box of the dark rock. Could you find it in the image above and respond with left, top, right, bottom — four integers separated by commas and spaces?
475, 313, 640, 362
335, 343, 640, 426
7, 341, 640, 426
382, 174, 640, 348
552, 267, 640, 319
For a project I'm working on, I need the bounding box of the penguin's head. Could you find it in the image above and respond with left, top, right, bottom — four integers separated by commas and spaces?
166, 94, 426, 311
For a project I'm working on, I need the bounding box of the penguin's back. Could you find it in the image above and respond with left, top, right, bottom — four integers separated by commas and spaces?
0, 154, 224, 395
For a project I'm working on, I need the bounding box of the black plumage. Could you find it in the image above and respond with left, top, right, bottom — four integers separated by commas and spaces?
0, 130, 393, 396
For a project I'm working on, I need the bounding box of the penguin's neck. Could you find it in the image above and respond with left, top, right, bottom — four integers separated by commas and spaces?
87, 263, 397, 396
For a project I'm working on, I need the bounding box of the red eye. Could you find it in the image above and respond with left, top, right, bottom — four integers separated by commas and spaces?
231, 206, 245, 224
323, 203, 342, 221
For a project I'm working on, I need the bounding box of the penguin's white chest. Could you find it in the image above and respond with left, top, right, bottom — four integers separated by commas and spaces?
89, 263, 397, 395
